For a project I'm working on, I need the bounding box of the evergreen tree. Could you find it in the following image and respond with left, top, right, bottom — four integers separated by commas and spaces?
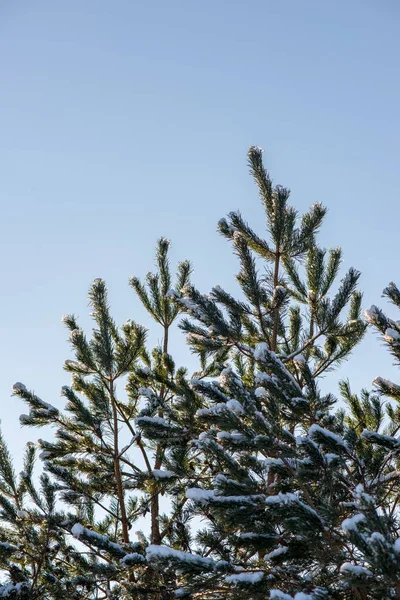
146, 269, 400, 599
9, 147, 399, 600
0, 420, 101, 599
13, 240, 207, 599
145, 147, 373, 599
178, 146, 365, 386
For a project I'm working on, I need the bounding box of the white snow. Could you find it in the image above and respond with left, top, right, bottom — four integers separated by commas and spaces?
372, 376, 394, 390
363, 306, 379, 324
152, 470, 175, 480
136, 416, 171, 428
39, 450, 51, 460
274, 285, 286, 295
178, 297, 206, 319
186, 487, 261, 506
325, 453, 339, 464
270, 592, 312, 600
219, 367, 233, 382
71, 523, 85, 538
226, 399, 245, 415
263, 458, 284, 468
197, 401, 245, 418
269, 591, 293, 600
361, 429, 400, 447
120, 553, 146, 565
12, 382, 27, 393
0, 583, 29, 598
292, 354, 306, 365
264, 546, 288, 560
225, 571, 264, 584
71, 523, 125, 555
341, 513, 366, 532
64, 359, 77, 368
196, 404, 226, 417
253, 344, 302, 392
146, 544, 214, 570
384, 327, 400, 342
254, 342, 269, 361
393, 538, 400, 553
367, 532, 386, 544
265, 493, 321, 521
354, 484, 374, 504
186, 488, 215, 504
0, 542, 17, 551
35, 408, 56, 417
16, 386, 58, 416
255, 372, 273, 386
340, 562, 372, 577
217, 431, 246, 442
254, 387, 268, 399
238, 532, 272, 540
372, 470, 400, 484
308, 424, 347, 448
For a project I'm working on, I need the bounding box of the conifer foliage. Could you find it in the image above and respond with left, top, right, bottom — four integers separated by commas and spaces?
146, 146, 372, 599
12, 241, 206, 599
179, 147, 365, 384
0, 425, 76, 600
2, 148, 399, 599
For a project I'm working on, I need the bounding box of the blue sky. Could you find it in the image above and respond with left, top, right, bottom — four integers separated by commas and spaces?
1, 0, 399, 461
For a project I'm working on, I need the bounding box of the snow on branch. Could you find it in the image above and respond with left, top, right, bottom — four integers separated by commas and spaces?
225, 571, 265, 585
146, 544, 215, 572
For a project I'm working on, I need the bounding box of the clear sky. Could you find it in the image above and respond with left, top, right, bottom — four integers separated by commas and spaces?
1, 0, 399, 462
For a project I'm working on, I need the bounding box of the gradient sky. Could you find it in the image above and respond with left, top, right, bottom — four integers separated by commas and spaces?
1, 0, 399, 464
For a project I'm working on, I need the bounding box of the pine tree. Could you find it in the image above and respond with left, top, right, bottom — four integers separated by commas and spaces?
178, 146, 365, 386
335, 280, 400, 599
9, 147, 399, 600
0, 420, 99, 599
13, 240, 208, 599
144, 147, 371, 598
146, 269, 400, 600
